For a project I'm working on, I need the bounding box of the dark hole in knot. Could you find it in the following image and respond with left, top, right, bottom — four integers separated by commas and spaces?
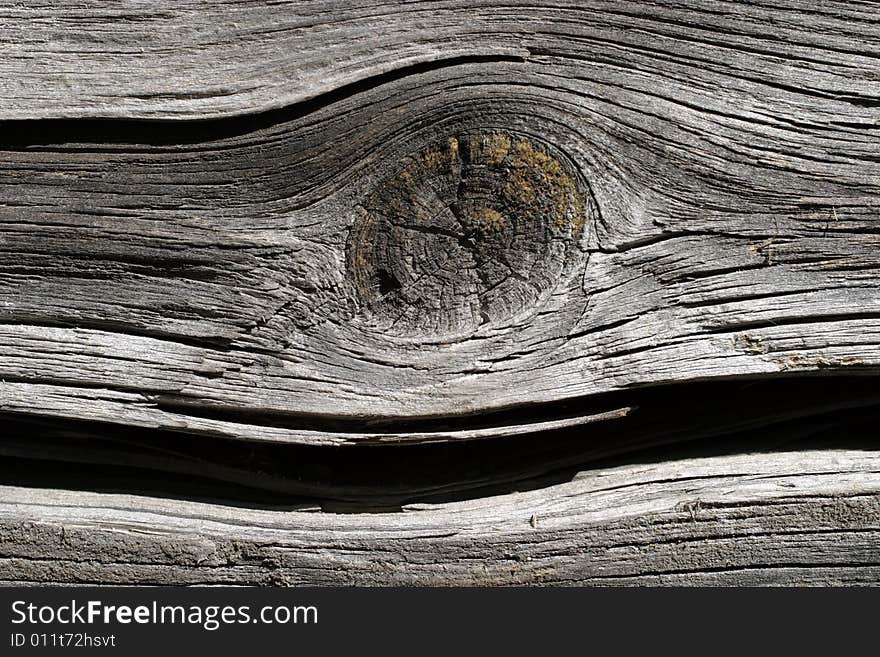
458, 231, 478, 250
375, 269, 401, 297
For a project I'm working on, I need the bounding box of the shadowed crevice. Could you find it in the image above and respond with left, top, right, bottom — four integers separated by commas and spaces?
0, 374, 877, 512
0, 55, 526, 150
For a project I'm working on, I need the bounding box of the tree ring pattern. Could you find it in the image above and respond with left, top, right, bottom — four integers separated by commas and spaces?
347, 132, 587, 337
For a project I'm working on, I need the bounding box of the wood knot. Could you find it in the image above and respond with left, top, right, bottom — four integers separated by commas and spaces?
347, 131, 588, 337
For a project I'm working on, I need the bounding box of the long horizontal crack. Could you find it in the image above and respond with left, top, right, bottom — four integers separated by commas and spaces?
1, 375, 879, 510
0, 54, 526, 151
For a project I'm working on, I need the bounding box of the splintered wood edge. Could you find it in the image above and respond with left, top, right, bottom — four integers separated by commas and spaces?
1, 449, 878, 586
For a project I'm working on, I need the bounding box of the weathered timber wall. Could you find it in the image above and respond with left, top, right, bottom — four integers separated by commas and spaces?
0, 0, 878, 585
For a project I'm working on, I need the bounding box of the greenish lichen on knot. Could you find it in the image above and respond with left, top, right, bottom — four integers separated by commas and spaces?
347, 131, 588, 337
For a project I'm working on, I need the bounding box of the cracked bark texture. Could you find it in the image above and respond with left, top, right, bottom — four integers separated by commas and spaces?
0, 0, 879, 585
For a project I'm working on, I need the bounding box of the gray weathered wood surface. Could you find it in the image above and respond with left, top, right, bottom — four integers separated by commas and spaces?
0, 0, 878, 585
2, 450, 879, 585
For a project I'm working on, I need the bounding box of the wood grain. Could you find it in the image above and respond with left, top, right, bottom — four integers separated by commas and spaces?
1, 449, 878, 585
0, 0, 878, 585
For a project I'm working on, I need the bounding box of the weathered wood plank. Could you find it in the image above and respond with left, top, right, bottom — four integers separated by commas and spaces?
2, 1, 878, 120
1, 1, 878, 438
0, 1, 878, 585
1, 450, 878, 585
